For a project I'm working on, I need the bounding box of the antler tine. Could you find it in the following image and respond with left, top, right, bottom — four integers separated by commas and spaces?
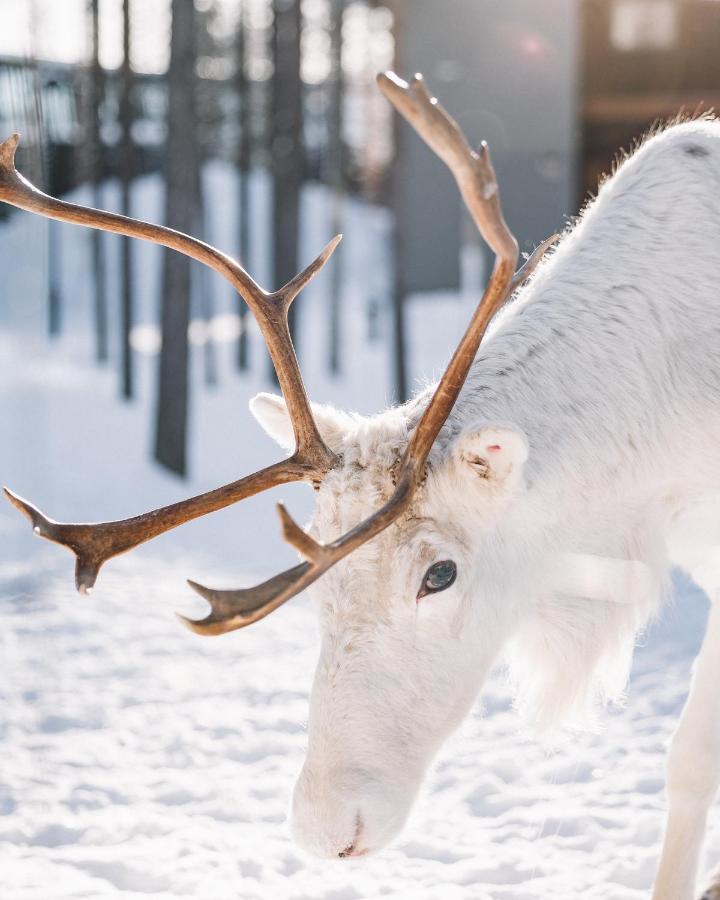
0, 132, 20, 168
276, 503, 327, 563
277, 233, 343, 311
0, 133, 266, 302
510, 233, 559, 292
183, 471, 418, 636
3, 460, 307, 593
0, 133, 340, 463
2, 133, 341, 590
182, 71, 559, 636
376, 72, 518, 261
262, 233, 343, 470
181, 563, 311, 635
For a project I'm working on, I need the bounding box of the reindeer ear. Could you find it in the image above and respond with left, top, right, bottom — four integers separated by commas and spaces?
452, 424, 529, 489
249, 392, 352, 453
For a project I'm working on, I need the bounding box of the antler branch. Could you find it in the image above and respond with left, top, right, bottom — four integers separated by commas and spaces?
181, 72, 558, 635
4, 459, 310, 593
4, 70, 558, 623
1, 133, 340, 589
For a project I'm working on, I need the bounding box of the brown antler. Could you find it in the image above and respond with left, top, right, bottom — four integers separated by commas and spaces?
181, 72, 558, 635
0, 132, 340, 592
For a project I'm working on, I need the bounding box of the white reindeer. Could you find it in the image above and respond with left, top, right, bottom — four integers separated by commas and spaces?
3, 72, 720, 899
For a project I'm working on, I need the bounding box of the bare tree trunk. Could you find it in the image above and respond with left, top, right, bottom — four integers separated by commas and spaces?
47, 219, 62, 336
26, 19, 61, 339
88, 0, 108, 361
235, 0, 250, 370
389, 0, 407, 402
119, 0, 134, 398
326, 0, 344, 375
270, 0, 303, 378
195, 161, 218, 388
154, 0, 198, 476
198, 261, 219, 388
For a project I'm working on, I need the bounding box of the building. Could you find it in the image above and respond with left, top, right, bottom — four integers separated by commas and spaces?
395, 0, 720, 293
394, 0, 579, 293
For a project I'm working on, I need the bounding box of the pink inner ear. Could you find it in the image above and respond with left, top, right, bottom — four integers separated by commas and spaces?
486, 444, 502, 452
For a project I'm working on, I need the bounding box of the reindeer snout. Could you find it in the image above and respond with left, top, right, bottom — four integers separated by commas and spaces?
290, 766, 364, 859
290, 764, 409, 860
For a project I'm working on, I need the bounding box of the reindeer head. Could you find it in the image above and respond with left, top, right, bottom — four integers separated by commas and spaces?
1, 73, 555, 858
251, 390, 531, 857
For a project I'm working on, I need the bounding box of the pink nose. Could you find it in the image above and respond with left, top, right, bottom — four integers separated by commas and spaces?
291, 763, 412, 858
337, 815, 365, 858
291, 767, 370, 859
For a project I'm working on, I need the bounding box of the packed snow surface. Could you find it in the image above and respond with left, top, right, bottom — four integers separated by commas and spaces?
2, 168, 719, 899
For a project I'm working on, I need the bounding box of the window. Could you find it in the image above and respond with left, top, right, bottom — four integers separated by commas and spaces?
610, 0, 678, 51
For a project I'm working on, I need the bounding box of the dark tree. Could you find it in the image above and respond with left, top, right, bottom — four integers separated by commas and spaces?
154, 0, 199, 476
270, 0, 303, 373
389, 0, 408, 402
119, 0, 135, 398
235, 0, 251, 370
194, 0, 227, 388
25, 56, 61, 337
47, 219, 62, 338
195, 161, 218, 388
88, 0, 108, 361
326, 0, 344, 375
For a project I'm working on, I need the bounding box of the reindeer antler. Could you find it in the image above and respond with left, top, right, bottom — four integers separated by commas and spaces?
0, 131, 340, 592
181, 72, 558, 635
3, 73, 556, 621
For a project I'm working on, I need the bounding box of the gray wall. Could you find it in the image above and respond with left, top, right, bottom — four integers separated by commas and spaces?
397, 0, 579, 292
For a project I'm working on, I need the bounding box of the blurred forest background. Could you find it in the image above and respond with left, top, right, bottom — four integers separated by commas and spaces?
4, 7, 720, 898
1, 0, 719, 479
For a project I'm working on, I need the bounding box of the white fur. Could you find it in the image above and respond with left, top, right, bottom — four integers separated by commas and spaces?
252, 119, 720, 892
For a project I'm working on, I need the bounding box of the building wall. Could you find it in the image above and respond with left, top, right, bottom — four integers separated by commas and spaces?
581, 0, 720, 197
397, 0, 579, 292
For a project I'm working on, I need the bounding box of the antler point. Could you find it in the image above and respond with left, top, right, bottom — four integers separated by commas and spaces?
409, 73, 432, 103
175, 611, 203, 633
3, 486, 37, 523
276, 502, 324, 561
377, 69, 398, 84
175, 611, 219, 636
376, 70, 408, 98
75, 560, 99, 594
186, 578, 210, 598
0, 133, 20, 168
176, 605, 234, 637
276, 500, 293, 531
326, 233, 343, 254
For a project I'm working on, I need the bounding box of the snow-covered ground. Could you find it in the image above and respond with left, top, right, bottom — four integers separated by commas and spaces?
1, 167, 719, 899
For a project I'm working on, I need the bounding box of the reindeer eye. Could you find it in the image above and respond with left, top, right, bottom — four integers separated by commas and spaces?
418, 560, 457, 598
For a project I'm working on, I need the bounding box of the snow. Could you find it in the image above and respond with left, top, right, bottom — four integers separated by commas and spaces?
1, 165, 718, 899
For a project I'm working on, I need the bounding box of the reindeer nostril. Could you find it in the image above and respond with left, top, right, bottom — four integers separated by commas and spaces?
337, 812, 363, 859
